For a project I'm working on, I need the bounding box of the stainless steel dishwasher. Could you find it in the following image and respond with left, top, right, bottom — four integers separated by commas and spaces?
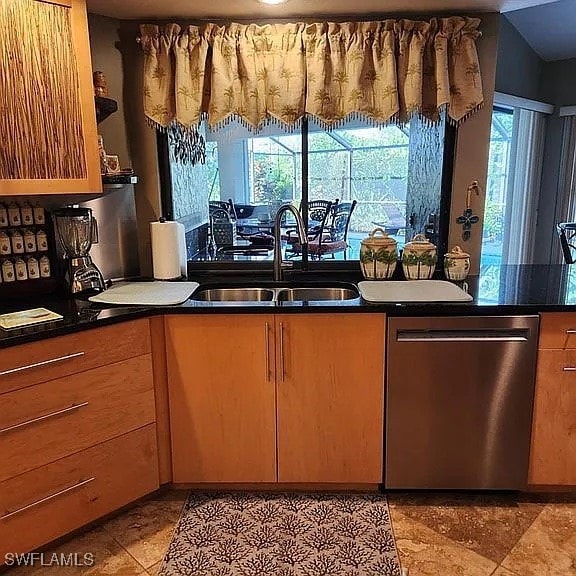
386, 316, 539, 490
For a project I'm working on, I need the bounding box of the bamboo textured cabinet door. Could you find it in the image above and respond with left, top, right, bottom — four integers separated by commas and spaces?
0, 0, 100, 195
529, 349, 576, 485
165, 315, 277, 483
276, 314, 385, 483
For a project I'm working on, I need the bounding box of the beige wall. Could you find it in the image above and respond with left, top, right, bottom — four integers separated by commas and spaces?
88, 14, 131, 168
88, 18, 161, 276
118, 22, 162, 276
448, 13, 499, 275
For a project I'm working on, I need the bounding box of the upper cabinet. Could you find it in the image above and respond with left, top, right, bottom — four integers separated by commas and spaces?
0, 0, 101, 196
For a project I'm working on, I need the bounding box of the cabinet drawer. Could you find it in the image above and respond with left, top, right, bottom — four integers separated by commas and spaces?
529, 349, 576, 486
0, 425, 159, 560
539, 313, 576, 349
0, 319, 151, 395
0, 354, 155, 482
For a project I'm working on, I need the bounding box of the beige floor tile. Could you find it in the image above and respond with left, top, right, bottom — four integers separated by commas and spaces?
491, 567, 520, 576
391, 508, 497, 576
501, 503, 576, 576
5, 527, 146, 575
388, 492, 544, 564
146, 561, 162, 576
101, 499, 184, 570
147, 488, 189, 503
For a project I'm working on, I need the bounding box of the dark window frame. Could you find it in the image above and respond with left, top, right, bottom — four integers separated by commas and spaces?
157, 119, 456, 271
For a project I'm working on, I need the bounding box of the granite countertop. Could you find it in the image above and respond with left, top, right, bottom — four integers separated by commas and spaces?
1, 264, 575, 349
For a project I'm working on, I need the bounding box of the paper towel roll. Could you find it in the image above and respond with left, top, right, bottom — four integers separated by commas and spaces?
151, 220, 187, 280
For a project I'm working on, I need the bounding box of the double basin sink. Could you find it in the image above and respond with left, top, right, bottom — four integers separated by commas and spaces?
192, 283, 359, 302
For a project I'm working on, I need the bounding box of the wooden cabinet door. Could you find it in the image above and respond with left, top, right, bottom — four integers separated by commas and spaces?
276, 314, 385, 483
166, 315, 277, 483
529, 349, 576, 485
0, 0, 100, 195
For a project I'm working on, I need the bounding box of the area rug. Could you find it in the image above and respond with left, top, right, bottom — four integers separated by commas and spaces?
159, 492, 402, 576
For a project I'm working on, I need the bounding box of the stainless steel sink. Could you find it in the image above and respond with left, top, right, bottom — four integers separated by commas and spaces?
276, 286, 359, 302
191, 283, 359, 302
192, 288, 275, 302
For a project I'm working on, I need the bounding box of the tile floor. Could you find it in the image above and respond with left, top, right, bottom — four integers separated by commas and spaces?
5, 489, 576, 575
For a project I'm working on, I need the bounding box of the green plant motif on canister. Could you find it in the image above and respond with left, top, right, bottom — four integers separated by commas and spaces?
360, 228, 398, 279
402, 234, 437, 280
443, 245, 471, 281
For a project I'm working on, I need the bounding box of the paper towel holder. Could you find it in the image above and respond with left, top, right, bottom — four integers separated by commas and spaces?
151, 217, 188, 281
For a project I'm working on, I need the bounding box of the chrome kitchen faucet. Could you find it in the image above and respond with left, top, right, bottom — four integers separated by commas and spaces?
273, 205, 307, 282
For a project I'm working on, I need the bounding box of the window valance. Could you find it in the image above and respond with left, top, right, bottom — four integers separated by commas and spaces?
139, 17, 483, 132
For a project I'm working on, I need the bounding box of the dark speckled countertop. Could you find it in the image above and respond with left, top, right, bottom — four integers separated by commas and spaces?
1, 264, 575, 349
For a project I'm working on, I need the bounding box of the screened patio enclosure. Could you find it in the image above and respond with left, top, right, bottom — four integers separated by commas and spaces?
170, 118, 448, 260
210, 125, 411, 257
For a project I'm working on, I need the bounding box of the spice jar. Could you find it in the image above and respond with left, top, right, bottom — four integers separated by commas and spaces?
401, 234, 437, 280
360, 228, 398, 280
444, 245, 471, 281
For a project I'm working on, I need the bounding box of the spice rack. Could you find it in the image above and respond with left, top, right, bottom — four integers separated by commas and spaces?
0, 202, 58, 297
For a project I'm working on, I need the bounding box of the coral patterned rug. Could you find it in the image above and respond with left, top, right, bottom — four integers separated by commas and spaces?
159, 492, 401, 576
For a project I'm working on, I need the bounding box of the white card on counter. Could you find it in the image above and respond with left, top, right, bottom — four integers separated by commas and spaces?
0, 308, 63, 330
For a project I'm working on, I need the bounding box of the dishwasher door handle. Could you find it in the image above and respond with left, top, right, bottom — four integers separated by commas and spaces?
396, 329, 530, 342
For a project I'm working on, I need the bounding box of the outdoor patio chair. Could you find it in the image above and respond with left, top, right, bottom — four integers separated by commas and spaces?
284, 199, 335, 244
209, 199, 237, 221
290, 200, 357, 259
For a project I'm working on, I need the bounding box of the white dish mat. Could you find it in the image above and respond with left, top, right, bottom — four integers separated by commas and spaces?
358, 280, 473, 303
88, 281, 199, 306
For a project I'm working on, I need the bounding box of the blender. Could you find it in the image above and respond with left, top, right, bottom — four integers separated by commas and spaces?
52, 207, 106, 294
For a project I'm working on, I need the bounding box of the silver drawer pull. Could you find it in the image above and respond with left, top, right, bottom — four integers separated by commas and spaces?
0, 477, 95, 521
0, 351, 85, 377
0, 401, 89, 434
566, 330, 576, 334
563, 367, 576, 371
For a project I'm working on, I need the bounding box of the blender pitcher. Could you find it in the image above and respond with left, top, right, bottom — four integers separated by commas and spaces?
52, 207, 105, 294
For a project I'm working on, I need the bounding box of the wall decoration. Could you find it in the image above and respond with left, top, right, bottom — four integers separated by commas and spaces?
456, 180, 481, 241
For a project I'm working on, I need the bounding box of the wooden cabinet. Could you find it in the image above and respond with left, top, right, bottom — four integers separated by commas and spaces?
1, 355, 156, 482
166, 313, 385, 485
0, 0, 100, 195
0, 425, 159, 561
0, 319, 151, 395
529, 313, 576, 486
0, 320, 159, 560
276, 315, 385, 483
166, 315, 277, 483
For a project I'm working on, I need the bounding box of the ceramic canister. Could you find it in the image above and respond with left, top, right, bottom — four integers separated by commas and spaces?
401, 233, 437, 280
360, 228, 398, 279
444, 245, 471, 281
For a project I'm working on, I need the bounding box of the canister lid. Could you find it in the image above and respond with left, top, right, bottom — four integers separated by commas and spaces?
404, 233, 436, 252
361, 227, 397, 248
444, 245, 470, 259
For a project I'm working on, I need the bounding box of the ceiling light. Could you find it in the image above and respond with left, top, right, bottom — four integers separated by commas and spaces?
257, 0, 290, 5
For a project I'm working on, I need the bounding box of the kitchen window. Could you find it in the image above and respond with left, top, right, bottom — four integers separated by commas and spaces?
159, 116, 455, 266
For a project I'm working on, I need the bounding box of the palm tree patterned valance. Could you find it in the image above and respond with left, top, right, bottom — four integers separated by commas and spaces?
139, 17, 483, 131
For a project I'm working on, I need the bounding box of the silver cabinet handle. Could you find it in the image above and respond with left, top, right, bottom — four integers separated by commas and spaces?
563, 367, 576, 371
0, 351, 85, 377
0, 477, 95, 521
265, 322, 270, 382
566, 330, 576, 334
0, 402, 89, 435
279, 322, 285, 382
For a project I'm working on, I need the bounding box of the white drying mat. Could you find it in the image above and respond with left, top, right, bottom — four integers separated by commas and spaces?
88, 281, 199, 306
358, 280, 473, 303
